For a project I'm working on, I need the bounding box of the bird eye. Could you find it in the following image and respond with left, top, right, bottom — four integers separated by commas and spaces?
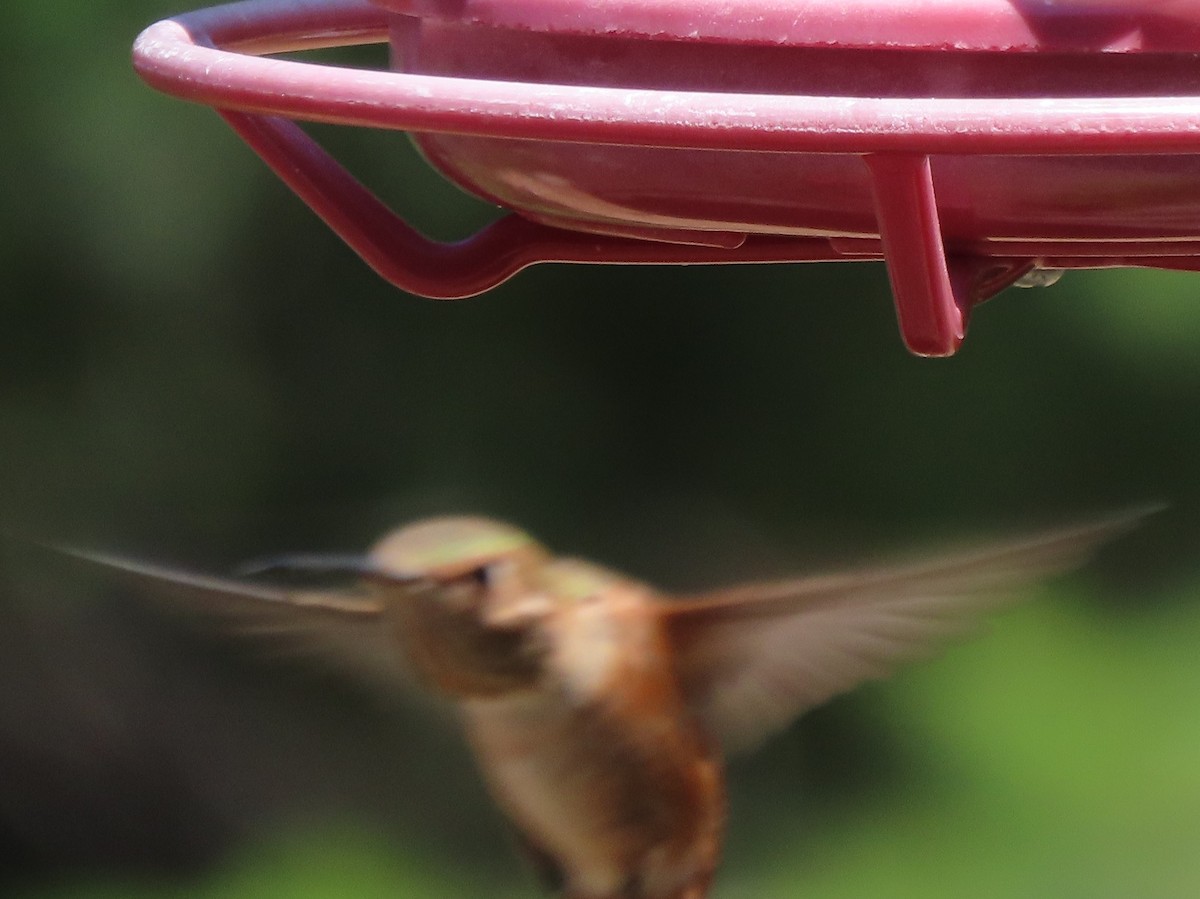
469, 565, 492, 588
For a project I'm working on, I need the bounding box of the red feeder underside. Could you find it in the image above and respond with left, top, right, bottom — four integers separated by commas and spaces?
133, 0, 1200, 355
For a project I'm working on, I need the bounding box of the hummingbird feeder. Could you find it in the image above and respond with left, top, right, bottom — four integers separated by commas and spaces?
133, 0, 1200, 356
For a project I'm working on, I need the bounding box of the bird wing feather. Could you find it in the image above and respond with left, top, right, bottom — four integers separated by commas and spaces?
57, 547, 412, 695
662, 508, 1154, 754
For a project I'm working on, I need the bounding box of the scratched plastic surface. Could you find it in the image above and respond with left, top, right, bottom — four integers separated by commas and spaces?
395, 17, 1200, 246
379, 0, 1200, 52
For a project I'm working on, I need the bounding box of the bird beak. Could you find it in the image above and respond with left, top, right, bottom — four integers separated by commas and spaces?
235, 553, 423, 586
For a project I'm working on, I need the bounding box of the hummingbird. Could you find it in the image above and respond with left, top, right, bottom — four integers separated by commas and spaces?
60, 509, 1151, 899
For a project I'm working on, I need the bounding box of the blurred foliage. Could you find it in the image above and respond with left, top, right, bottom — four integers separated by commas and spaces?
2, 2, 1199, 898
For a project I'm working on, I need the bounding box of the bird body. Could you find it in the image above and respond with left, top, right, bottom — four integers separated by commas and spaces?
377, 535, 723, 898
60, 510, 1153, 898
459, 637, 721, 899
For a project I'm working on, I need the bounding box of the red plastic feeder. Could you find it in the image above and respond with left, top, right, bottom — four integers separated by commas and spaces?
133, 0, 1200, 356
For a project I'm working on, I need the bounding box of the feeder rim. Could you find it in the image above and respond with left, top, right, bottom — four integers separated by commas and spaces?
133, 0, 1200, 155
380, 0, 1200, 54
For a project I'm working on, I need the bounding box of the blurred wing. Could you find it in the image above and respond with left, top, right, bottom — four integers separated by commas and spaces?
58, 547, 412, 695
663, 509, 1154, 754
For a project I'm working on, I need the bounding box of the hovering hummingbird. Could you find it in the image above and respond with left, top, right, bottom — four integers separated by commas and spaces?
62, 510, 1151, 899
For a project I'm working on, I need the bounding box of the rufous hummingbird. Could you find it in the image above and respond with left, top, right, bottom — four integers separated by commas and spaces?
61, 509, 1152, 899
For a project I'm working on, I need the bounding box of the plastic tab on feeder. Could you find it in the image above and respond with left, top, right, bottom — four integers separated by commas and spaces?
132, 0, 1200, 356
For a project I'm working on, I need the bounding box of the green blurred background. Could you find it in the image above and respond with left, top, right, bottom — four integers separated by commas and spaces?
2, 3, 1199, 897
